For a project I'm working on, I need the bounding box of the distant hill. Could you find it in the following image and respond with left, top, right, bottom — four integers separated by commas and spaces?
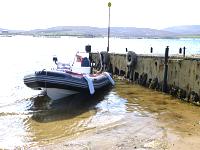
163, 25, 200, 35
110, 27, 175, 38
24, 26, 176, 38
1, 25, 200, 38
27, 26, 106, 37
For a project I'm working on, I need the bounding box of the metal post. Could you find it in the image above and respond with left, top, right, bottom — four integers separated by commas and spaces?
179, 48, 182, 54
163, 46, 169, 92
183, 46, 186, 57
107, 2, 111, 52
150, 47, 153, 53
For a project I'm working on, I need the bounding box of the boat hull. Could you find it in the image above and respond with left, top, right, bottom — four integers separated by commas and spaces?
24, 70, 114, 100
46, 88, 79, 100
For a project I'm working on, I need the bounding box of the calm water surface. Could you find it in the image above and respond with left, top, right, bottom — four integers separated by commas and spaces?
0, 36, 200, 149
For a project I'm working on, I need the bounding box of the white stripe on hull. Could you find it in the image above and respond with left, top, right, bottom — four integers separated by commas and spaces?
45, 88, 79, 100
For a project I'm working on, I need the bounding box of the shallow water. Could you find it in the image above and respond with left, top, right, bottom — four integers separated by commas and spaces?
0, 36, 200, 149
0, 86, 126, 148
1, 80, 200, 149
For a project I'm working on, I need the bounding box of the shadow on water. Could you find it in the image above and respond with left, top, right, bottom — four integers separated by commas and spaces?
30, 89, 111, 123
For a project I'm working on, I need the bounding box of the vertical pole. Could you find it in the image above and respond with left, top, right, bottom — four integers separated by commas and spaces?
183, 46, 186, 57
163, 46, 169, 92
107, 2, 111, 52
179, 48, 182, 54
150, 47, 153, 53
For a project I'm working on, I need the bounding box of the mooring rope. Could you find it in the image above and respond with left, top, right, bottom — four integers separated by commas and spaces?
96, 51, 103, 74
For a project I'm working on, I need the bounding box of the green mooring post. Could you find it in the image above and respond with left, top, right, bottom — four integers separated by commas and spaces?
162, 46, 169, 92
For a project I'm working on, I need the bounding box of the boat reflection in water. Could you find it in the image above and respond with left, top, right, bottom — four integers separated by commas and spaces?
31, 90, 110, 123
26, 87, 125, 147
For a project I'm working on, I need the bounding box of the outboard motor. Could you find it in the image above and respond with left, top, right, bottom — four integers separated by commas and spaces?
53, 56, 58, 65
85, 45, 91, 53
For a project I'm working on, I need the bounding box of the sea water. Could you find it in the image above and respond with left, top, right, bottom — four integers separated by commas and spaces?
0, 36, 200, 149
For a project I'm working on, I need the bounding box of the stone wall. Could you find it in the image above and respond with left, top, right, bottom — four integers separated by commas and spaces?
91, 52, 200, 104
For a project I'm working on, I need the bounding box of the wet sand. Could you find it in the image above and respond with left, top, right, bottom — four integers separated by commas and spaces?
34, 80, 200, 150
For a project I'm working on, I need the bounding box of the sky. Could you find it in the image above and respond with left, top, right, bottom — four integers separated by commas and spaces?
0, 0, 199, 30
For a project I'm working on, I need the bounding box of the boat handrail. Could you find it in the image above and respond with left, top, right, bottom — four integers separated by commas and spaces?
96, 51, 103, 73
72, 51, 79, 66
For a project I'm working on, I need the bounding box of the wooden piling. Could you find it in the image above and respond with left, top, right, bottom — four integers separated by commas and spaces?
162, 46, 169, 92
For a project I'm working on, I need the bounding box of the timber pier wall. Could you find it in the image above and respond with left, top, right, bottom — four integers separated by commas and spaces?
91, 52, 200, 104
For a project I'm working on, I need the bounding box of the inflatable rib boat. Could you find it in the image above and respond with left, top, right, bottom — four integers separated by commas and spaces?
24, 46, 114, 100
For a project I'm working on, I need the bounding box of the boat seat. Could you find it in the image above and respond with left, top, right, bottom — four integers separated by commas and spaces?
81, 57, 90, 67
